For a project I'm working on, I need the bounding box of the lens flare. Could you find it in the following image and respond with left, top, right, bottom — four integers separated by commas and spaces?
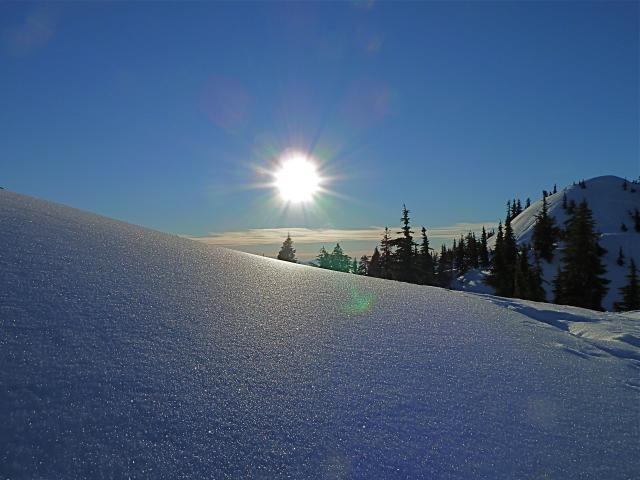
274, 153, 321, 203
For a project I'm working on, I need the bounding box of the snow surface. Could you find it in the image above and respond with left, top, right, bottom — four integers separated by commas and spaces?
470, 175, 640, 310
1, 190, 639, 478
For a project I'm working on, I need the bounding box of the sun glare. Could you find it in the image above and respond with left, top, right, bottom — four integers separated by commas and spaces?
274, 154, 321, 203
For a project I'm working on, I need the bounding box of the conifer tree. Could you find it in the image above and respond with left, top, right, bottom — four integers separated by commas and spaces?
553, 184, 557, 194
315, 246, 330, 268
436, 244, 452, 288
562, 192, 568, 210
351, 258, 358, 274
394, 205, 416, 282
368, 247, 381, 277
416, 226, 434, 285
479, 226, 490, 268
525, 198, 531, 209
330, 243, 351, 273
501, 215, 519, 297
528, 251, 547, 302
617, 247, 625, 267
277, 234, 297, 263
553, 201, 609, 310
357, 255, 369, 275
513, 245, 531, 300
621, 223, 628, 232
486, 222, 507, 295
531, 196, 558, 262
455, 235, 466, 274
614, 259, 640, 311
380, 227, 393, 279
465, 231, 479, 269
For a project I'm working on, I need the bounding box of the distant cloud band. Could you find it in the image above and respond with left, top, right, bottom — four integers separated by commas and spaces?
187, 222, 496, 247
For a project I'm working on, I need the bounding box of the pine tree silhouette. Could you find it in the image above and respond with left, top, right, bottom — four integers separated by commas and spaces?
531, 196, 558, 262
380, 227, 393, 279
394, 205, 416, 282
368, 247, 381, 277
553, 200, 609, 310
315, 246, 330, 268
357, 255, 369, 275
416, 226, 434, 285
479, 227, 490, 268
277, 233, 297, 263
614, 259, 640, 311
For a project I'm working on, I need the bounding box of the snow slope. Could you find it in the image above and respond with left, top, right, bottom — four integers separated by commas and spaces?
473, 175, 639, 310
1, 190, 639, 479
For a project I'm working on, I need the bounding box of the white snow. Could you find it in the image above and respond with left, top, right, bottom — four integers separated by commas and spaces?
1, 190, 639, 478
472, 175, 640, 310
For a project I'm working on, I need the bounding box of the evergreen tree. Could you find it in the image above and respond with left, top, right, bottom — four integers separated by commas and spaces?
513, 245, 531, 300
368, 247, 381, 277
617, 247, 625, 267
622, 178, 628, 191
394, 205, 416, 282
380, 227, 393, 279
562, 192, 567, 210
436, 244, 453, 288
479, 226, 490, 268
315, 246, 330, 268
486, 222, 508, 295
330, 243, 351, 272
351, 258, 358, 274
416, 226, 434, 285
525, 198, 531, 209
614, 259, 640, 311
454, 235, 466, 274
531, 196, 558, 262
277, 233, 297, 262
465, 231, 479, 269
553, 200, 609, 310
621, 222, 628, 232
501, 215, 519, 296
632, 208, 640, 232
357, 255, 369, 275
528, 252, 547, 302
553, 184, 557, 194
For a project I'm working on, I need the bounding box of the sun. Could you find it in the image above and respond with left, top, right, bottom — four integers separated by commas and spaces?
274, 153, 321, 203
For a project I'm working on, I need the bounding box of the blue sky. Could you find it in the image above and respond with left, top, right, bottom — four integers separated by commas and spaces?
1, 1, 638, 259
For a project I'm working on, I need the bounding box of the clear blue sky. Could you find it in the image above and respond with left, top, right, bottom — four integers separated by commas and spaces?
1, 1, 638, 258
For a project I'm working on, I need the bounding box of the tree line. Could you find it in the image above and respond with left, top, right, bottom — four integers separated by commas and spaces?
277, 178, 640, 312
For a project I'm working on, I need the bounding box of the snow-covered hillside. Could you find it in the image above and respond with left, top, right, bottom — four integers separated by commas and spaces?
1, 190, 638, 478
462, 176, 639, 310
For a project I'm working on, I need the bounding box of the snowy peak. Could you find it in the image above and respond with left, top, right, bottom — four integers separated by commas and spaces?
491, 175, 639, 310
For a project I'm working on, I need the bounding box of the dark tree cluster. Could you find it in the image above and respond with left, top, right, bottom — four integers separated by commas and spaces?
276, 180, 635, 311
486, 212, 545, 301
314, 243, 353, 273
552, 200, 609, 310
614, 259, 640, 312
364, 205, 490, 288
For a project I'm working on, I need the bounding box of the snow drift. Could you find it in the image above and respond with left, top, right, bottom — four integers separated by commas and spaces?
1, 190, 638, 478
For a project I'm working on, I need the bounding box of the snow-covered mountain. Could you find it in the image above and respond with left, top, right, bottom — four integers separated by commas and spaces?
460, 175, 639, 310
1, 190, 638, 478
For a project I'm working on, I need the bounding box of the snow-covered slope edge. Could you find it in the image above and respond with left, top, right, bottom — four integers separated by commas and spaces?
461, 175, 639, 310
1, 190, 638, 479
